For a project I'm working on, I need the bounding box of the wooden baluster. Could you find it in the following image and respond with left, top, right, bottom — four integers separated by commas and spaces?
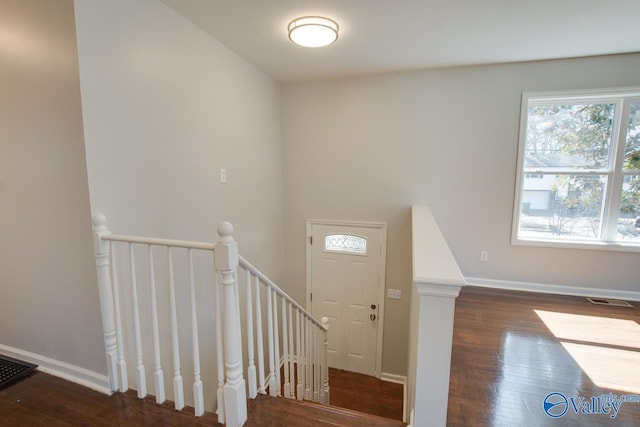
215, 222, 247, 427
304, 316, 313, 400
129, 243, 146, 398
321, 317, 330, 404
245, 270, 257, 398
215, 271, 225, 424
309, 321, 313, 401
272, 290, 281, 396
314, 324, 320, 402
148, 246, 165, 404
254, 276, 265, 394
92, 214, 119, 393
302, 316, 306, 399
287, 302, 295, 398
188, 249, 204, 416
266, 282, 276, 396
281, 299, 290, 399
167, 247, 184, 410
296, 310, 303, 400
109, 241, 128, 392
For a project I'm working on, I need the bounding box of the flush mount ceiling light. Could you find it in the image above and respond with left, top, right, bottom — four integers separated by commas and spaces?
288, 16, 339, 48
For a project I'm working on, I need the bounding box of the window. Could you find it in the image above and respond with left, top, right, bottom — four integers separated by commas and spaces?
324, 234, 367, 254
513, 88, 640, 251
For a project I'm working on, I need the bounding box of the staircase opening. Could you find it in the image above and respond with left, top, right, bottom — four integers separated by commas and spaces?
328, 368, 404, 422
92, 215, 331, 427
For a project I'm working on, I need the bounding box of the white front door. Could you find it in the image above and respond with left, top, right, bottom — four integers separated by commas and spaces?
307, 221, 387, 377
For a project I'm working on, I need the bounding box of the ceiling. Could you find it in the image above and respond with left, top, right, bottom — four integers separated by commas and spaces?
160, 0, 640, 83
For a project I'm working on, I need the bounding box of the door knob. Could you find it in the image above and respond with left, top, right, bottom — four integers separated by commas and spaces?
370, 314, 377, 321
371, 304, 376, 310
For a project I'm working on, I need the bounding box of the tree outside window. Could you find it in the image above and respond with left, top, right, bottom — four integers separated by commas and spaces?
514, 90, 640, 250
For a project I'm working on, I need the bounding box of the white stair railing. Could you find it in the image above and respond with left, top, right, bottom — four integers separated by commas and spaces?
237, 256, 330, 404
92, 214, 329, 427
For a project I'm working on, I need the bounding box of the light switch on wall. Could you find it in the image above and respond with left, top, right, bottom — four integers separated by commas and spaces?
387, 289, 401, 299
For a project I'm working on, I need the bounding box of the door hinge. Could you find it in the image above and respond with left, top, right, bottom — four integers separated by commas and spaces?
310, 236, 313, 245
310, 292, 313, 301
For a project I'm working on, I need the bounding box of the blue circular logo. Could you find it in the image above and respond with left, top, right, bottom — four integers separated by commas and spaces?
543, 392, 568, 418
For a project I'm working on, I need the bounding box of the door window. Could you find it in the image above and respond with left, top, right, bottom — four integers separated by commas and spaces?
324, 234, 367, 255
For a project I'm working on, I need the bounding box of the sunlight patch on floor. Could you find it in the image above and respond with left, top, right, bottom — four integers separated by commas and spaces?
534, 310, 640, 349
560, 342, 640, 394
535, 309, 640, 394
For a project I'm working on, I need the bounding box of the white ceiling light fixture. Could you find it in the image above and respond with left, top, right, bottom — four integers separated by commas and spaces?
288, 16, 339, 48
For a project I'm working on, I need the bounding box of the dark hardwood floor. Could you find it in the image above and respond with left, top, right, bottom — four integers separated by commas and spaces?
247, 393, 404, 427
328, 368, 404, 421
2, 287, 637, 426
1, 372, 221, 426
448, 286, 640, 427
0, 368, 404, 426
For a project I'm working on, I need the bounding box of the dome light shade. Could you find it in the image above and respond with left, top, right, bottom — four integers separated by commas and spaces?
288, 16, 339, 48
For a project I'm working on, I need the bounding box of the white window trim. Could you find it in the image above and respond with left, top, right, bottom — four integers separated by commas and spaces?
323, 233, 368, 256
512, 87, 640, 253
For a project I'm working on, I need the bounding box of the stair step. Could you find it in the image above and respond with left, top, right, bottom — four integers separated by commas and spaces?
246, 394, 407, 426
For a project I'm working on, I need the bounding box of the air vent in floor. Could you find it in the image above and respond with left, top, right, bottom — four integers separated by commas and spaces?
0, 355, 37, 390
586, 297, 633, 307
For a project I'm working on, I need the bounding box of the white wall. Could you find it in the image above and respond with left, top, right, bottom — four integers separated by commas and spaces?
74, 0, 284, 407
282, 53, 640, 376
0, 0, 105, 374
75, 0, 283, 277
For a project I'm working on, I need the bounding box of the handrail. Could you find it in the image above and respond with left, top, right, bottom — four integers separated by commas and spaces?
101, 231, 326, 331
101, 233, 216, 251
93, 214, 330, 425
239, 255, 327, 331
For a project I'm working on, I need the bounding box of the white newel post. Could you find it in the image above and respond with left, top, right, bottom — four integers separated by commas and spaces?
215, 222, 247, 427
92, 214, 119, 393
321, 317, 330, 404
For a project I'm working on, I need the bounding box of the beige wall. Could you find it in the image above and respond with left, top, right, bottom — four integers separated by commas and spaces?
74, 0, 285, 403
0, 0, 106, 373
4, 0, 635, 384
282, 53, 640, 376
75, 0, 283, 278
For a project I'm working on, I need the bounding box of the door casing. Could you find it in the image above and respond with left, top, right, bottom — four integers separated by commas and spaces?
306, 218, 388, 378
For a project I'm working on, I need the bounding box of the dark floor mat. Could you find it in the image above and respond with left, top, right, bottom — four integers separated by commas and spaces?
0, 355, 37, 390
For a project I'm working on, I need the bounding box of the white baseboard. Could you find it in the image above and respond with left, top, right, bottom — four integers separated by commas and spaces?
380, 372, 407, 423
380, 372, 406, 385
466, 277, 640, 302
0, 344, 111, 394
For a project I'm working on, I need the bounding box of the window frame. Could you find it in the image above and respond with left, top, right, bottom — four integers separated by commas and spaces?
323, 233, 368, 256
512, 87, 640, 253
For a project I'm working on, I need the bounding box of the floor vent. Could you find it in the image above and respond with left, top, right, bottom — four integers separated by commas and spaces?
586, 297, 633, 308
0, 355, 37, 390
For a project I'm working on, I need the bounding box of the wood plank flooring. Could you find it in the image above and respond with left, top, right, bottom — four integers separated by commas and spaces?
275, 363, 403, 422
2, 286, 637, 426
0, 372, 221, 426
246, 394, 404, 427
0, 368, 404, 426
447, 286, 640, 427
328, 368, 404, 421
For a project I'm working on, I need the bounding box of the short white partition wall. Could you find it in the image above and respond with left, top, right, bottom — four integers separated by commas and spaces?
407, 206, 466, 427
92, 214, 329, 427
